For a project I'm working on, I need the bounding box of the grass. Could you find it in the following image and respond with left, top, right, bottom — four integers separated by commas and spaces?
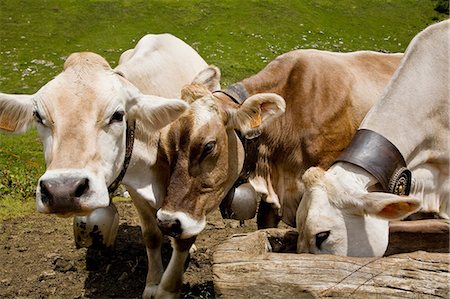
0, 0, 447, 221
0, 130, 44, 219
0, 195, 35, 220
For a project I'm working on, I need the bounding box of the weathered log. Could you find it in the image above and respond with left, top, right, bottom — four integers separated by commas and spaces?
213, 221, 449, 298
386, 219, 449, 255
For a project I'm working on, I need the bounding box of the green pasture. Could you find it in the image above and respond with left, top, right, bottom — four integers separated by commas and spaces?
0, 0, 447, 220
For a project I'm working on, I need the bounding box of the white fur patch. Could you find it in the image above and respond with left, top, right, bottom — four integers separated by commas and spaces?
190, 97, 217, 131
156, 210, 206, 239
249, 176, 268, 195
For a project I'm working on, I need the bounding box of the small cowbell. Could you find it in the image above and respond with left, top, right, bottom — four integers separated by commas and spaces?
73, 203, 119, 250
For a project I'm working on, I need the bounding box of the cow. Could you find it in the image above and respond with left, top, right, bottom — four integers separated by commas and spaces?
296, 20, 449, 257
0, 33, 216, 298
153, 49, 403, 259
157, 50, 402, 239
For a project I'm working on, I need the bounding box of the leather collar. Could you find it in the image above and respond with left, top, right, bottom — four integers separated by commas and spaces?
334, 129, 412, 196
108, 120, 135, 197
213, 82, 249, 105
213, 83, 255, 183
108, 71, 135, 197
214, 84, 262, 219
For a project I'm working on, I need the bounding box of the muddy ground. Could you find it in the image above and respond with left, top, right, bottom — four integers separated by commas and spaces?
0, 200, 260, 298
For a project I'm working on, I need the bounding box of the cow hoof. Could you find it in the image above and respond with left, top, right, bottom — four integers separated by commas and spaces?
189, 243, 197, 254
142, 285, 158, 299
155, 288, 180, 299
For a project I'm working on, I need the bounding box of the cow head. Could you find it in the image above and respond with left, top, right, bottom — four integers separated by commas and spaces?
156, 66, 285, 239
296, 167, 421, 256
0, 52, 188, 216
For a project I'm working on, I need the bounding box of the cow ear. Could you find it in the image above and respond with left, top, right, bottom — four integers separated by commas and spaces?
362, 192, 421, 220
126, 94, 188, 131
191, 65, 221, 91
226, 93, 285, 139
0, 93, 35, 134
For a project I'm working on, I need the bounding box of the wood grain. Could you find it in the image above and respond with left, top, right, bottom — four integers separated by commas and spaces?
213, 222, 449, 298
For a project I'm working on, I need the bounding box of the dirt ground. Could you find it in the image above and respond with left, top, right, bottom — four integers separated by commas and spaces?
0, 200, 259, 298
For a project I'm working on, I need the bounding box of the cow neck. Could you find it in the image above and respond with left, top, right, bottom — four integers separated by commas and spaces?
333, 129, 412, 196
108, 120, 135, 198
107, 70, 136, 198
214, 84, 260, 219
213, 83, 258, 184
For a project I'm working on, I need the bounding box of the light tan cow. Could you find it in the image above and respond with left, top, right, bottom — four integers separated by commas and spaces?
154, 49, 403, 247
0, 34, 216, 298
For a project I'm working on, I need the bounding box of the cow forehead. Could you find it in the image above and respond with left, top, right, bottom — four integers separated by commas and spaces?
37, 64, 124, 122
301, 189, 319, 220
190, 95, 221, 129
164, 96, 225, 162
169, 96, 222, 146
303, 185, 339, 225
63, 52, 110, 70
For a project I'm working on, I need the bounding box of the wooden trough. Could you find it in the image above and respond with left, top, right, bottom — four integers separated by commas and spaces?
213, 220, 449, 298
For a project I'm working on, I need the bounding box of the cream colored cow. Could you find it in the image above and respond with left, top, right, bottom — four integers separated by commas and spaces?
297, 20, 449, 257
0, 33, 214, 298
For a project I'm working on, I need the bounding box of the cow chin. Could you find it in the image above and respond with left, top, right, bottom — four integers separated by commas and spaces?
35, 169, 110, 216
156, 210, 206, 239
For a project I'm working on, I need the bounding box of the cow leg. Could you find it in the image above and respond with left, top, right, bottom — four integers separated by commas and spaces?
257, 199, 281, 229
129, 192, 164, 299
156, 236, 196, 298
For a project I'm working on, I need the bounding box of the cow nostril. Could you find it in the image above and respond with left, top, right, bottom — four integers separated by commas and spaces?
172, 219, 182, 235
74, 178, 89, 198
315, 230, 331, 250
157, 217, 182, 237
39, 180, 52, 204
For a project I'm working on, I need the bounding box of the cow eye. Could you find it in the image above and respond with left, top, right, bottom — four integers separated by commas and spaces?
33, 110, 44, 125
201, 140, 216, 159
109, 111, 124, 124
315, 231, 330, 250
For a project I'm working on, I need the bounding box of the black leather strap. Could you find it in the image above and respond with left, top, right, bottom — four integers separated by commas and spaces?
213, 83, 255, 184
213, 82, 249, 105
108, 121, 135, 197
334, 129, 412, 195
214, 83, 260, 218
108, 71, 135, 198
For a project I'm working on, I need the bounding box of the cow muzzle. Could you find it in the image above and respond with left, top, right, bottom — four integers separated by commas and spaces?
36, 169, 109, 216
156, 210, 206, 239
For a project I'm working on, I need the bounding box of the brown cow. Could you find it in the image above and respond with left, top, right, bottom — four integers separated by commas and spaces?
155, 49, 403, 238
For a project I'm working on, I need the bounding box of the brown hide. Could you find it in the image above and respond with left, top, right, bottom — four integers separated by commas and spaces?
156, 84, 244, 234
241, 50, 402, 226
